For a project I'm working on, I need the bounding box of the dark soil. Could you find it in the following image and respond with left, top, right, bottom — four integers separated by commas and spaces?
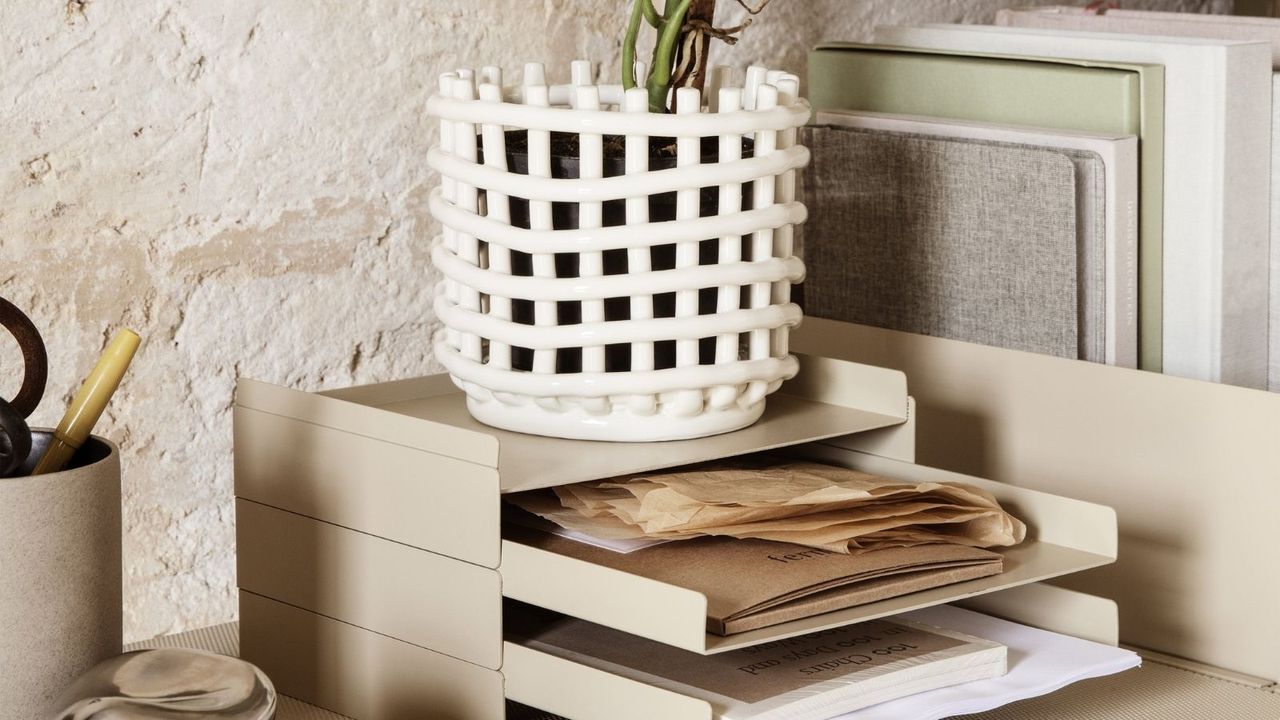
501, 131, 749, 163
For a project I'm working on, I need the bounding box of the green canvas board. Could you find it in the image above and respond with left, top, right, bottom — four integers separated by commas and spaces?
808, 44, 1165, 372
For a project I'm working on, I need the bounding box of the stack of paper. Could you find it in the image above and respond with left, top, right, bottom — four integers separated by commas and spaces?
506, 604, 1140, 720
838, 604, 1141, 720
506, 458, 1026, 553
509, 605, 1008, 720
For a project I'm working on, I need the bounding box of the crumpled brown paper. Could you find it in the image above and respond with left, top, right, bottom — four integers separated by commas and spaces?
506, 458, 1026, 553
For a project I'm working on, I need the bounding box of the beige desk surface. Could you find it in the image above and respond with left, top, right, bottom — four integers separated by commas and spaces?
131, 623, 1280, 720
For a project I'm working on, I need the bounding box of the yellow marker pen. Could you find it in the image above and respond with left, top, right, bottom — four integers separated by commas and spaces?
32, 329, 140, 475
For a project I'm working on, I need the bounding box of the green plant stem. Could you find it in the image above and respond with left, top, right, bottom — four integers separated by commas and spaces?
642, 0, 662, 27
646, 0, 694, 112
622, 0, 646, 89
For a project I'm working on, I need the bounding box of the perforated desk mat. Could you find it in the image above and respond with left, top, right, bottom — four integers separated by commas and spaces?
129, 623, 1279, 720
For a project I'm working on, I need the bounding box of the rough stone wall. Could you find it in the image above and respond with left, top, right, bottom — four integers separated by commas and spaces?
1, 0, 1227, 641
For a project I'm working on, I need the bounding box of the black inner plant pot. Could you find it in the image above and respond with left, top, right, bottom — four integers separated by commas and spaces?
490, 130, 756, 375
10, 430, 112, 477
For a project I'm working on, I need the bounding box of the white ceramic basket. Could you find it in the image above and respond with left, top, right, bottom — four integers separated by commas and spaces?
427, 61, 809, 441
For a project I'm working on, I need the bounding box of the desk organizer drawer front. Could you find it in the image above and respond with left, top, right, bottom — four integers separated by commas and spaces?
237, 499, 503, 670
235, 355, 910, 500
500, 445, 1117, 655
240, 591, 504, 720
234, 404, 501, 568
504, 641, 713, 720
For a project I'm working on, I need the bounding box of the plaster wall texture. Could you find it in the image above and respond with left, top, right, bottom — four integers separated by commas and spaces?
1, 0, 1227, 641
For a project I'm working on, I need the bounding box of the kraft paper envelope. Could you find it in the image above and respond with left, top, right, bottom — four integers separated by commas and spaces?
507, 459, 1026, 553
504, 524, 1002, 636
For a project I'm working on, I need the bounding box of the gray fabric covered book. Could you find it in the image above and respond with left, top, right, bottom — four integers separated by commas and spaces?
800, 125, 1106, 361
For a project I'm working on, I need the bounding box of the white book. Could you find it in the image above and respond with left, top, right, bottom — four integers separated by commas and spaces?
998, 5, 1280, 68
1273, 74, 1280, 392
996, 6, 1280, 391
816, 110, 1139, 368
874, 23, 1272, 389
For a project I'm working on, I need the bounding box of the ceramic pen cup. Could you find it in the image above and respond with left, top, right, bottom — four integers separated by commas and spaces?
0, 430, 121, 717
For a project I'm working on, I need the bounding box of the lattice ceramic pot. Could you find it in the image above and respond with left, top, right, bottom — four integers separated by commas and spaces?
427, 61, 810, 441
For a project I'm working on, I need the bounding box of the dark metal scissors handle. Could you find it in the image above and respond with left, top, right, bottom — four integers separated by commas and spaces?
0, 398, 32, 476
0, 297, 47, 476
0, 297, 47, 418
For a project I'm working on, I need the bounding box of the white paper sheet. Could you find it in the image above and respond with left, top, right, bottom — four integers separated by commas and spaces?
549, 527, 675, 553
834, 605, 1140, 720
507, 511, 674, 553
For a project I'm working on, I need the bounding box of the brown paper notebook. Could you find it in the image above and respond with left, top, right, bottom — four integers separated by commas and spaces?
504, 524, 1002, 635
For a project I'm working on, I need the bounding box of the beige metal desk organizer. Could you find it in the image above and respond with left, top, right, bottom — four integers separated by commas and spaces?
793, 319, 1280, 687
232, 352, 1120, 720
426, 62, 809, 442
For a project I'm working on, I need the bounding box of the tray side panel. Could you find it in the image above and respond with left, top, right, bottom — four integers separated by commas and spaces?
795, 318, 1280, 681
236, 378, 498, 465
239, 591, 504, 720
784, 353, 909, 418
503, 641, 713, 720
800, 446, 1119, 559
703, 541, 1112, 653
822, 395, 918, 463
499, 539, 710, 653
490, 392, 908, 493
237, 499, 502, 669
234, 405, 501, 568
961, 583, 1120, 646
318, 373, 461, 406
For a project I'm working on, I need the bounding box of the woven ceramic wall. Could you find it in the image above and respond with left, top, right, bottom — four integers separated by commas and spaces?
428, 62, 809, 441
